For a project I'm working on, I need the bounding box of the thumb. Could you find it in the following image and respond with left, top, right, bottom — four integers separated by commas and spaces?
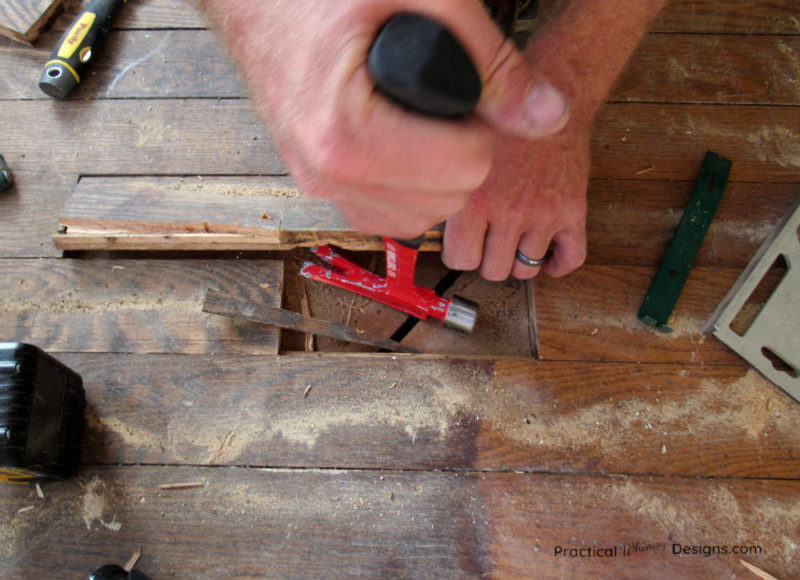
434, 6, 570, 138
477, 40, 571, 138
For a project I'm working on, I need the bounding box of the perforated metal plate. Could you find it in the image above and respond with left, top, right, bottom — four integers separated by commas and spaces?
705, 197, 800, 402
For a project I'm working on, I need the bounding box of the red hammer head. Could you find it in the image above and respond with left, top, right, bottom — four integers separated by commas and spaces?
300, 239, 479, 334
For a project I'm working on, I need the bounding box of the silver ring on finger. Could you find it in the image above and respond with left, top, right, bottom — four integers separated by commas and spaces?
515, 249, 545, 268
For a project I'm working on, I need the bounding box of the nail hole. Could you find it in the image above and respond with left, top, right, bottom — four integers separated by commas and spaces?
761, 347, 798, 378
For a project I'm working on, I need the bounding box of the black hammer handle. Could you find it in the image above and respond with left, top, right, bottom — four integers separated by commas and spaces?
367, 12, 482, 118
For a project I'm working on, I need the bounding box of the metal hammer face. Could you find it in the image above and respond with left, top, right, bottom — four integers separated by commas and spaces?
300, 239, 479, 334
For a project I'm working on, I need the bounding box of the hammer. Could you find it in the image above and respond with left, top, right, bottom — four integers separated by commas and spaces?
301, 13, 483, 333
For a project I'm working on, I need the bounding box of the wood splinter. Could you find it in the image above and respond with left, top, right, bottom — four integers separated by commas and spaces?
158, 482, 205, 490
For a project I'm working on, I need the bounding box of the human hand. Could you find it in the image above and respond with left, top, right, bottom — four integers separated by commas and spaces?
200, 0, 569, 239
441, 119, 590, 280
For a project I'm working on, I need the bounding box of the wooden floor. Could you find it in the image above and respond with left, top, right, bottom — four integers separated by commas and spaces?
2, 0, 799, 577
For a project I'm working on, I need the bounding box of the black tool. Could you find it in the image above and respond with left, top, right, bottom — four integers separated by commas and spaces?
367, 12, 482, 118
0, 343, 85, 484
90, 564, 151, 580
0, 154, 13, 192
39, 0, 127, 99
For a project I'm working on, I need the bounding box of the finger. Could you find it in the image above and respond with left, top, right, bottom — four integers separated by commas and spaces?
510, 228, 552, 280
478, 221, 528, 281
441, 207, 488, 271
542, 223, 587, 278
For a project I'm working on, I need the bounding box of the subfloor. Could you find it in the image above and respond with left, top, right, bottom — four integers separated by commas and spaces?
1, 0, 799, 577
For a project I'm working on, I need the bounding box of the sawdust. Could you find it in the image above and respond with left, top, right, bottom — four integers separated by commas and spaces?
0, 293, 199, 315
166, 180, 304, 198
686, 115, 800, 168
713, 220, 776, 245
93, 415, 163, 450
610, 480, 747, 539
81, 477, 122, 531
131, 117, 177, 148
169, 362, 482, 462
609, 479, 800, 567
775, 40, 800, 98
753, 496, 800, 564
484, 368, 790, 453
166, 361, 789, 465
666, 57, 693, 83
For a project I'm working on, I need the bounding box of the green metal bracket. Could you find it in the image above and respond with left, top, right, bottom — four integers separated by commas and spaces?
638, 150, 732, 332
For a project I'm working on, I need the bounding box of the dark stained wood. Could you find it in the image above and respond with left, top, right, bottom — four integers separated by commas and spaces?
202, 289, 419, 353
0, 259, 282, 354
1, 467, 797, 578
586, 180, 800, 268
482, 472, 800, 578
0, 466, 488, 578
0, 0, 64, 43
653, 0, 800, 34
616, 34, 800, 105
1, 0, 799, 575
535, 265, 749, 364
43, 352, 798, 478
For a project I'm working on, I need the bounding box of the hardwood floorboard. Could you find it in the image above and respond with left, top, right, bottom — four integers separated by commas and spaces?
1, 466, 796, 578
0, 0, 797, 576
0, 259, 282, 354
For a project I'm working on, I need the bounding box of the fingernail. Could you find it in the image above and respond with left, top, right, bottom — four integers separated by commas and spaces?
524, 83, 569, 133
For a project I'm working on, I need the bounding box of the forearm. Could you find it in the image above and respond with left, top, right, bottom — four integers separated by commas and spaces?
526, 0, 669, 124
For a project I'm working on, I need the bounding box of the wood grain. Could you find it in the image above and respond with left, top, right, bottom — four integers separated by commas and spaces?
652, 0, 800, 34
4, 30, 799, 103
0, 259, 283, 354
202, 289, 419, 353
585, 180, 800, 268
52, 175, 800, 264
535, 265, 748, 364
2, 100, 798, 181
48, 353, 799, 478
54, 175, 396, 252
1, 467, 796, 578
0, 0, 64, 43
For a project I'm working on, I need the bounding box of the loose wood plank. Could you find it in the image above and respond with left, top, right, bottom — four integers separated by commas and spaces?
53, 175, 400, 252
0, 0, 64, 43
0, 259, 282, 354
1, 466, 797, 577
54, 353, 800, 478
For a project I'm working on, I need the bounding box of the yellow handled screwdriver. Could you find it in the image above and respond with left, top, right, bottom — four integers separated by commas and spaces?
39, 0, 127, 99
